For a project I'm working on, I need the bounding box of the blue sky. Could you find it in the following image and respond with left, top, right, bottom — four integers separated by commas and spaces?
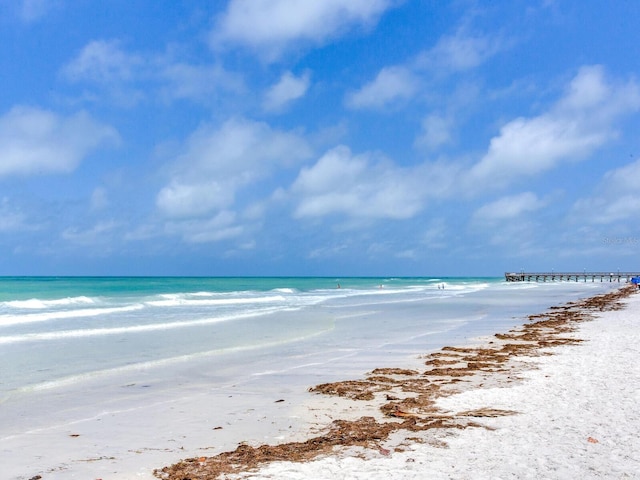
1, 0, 639, 276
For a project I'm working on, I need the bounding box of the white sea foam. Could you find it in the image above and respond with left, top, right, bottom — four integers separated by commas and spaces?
0, 306, 291, 344
271, 288, 297, 294
0, 304, 145, 327
145, 294, 286, 307
3, 296, 96, 309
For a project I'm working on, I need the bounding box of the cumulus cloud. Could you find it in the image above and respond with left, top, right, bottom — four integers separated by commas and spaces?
571, 158, 640, 224
211, 0, 398, 61
345, 28, 504, 112
0, 106, 119, 177
263, 71, 311, 112
346, 66, 419, 110
156, 118, 312, 220
467, 66, 640, 189
473, 192, 544, 223
290, 146, 451, 220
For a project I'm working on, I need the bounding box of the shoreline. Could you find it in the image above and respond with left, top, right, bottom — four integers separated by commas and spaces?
155, 285, 638, 479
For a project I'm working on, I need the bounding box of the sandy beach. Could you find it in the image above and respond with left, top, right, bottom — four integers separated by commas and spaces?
156, 285, 639, 480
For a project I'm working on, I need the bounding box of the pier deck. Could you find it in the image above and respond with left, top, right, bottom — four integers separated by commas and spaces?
505, 272, 640, 282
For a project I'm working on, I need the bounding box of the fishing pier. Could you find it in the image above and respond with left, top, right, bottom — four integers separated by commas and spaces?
505, 271, 640, 282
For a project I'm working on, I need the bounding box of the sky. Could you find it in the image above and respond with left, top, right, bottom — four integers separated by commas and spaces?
0, 0, 639, 276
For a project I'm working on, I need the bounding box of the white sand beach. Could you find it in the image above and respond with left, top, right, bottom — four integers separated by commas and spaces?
159, 287, 639, 480
6, 284, 637, 480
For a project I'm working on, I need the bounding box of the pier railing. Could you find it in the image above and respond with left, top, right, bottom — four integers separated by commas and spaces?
505, 272, 640, 282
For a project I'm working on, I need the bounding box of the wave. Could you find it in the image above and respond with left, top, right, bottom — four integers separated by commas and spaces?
0, 304, 145, 328
0, 306, 292, 344
271, 288, 297, 294
3, 296, 96, 310
145, 294, 286, 308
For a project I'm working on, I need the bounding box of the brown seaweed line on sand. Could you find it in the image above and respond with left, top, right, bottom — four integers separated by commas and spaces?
154, 286, 635, 480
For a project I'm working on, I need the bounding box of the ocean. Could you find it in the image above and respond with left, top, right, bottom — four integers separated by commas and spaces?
0, 276, 620, 479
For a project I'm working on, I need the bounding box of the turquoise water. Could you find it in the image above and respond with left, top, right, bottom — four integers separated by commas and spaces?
0, 276, 620, 452
0, 276, 616, 395
0, 276, 488, 300
0, 276, 486, 390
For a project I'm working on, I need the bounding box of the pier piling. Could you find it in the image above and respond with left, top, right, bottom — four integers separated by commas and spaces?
505, 272, 640, 282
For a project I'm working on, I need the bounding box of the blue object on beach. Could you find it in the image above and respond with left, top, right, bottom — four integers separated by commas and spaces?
631, 276, 640, 284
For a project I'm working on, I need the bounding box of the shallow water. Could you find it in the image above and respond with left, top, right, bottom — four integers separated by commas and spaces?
0, 276, 621, 479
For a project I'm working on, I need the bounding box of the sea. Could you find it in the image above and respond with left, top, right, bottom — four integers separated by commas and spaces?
0, 276, 620, 479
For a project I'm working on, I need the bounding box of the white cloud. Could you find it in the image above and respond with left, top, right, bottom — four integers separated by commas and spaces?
601, 157, 640, 192
345, 28, 504, 112
558, 65, 612, 110
571, 157, 640, 224
157, 181, 235, 218
473, 192, 544, 222
62, 40, 242, 105
62, 221, 118, 247
467, 66, 640, 189
291, 146, 436, 220
0, 106, 119, 177
211, 0, 398, 61
263, 71, 311, 112
416, 29, 505, 74
346, 66, 419, 110
414, 113, 454, 150
471, 114, 605, 181
164, 211, 244, 244
589, 195, 640, 224
157, 118, 312, 220
62, 40, 141, 84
